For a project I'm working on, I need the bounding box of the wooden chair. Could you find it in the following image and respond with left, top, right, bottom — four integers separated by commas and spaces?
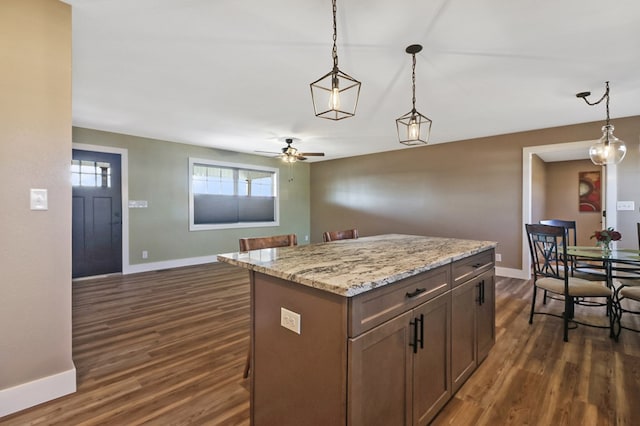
525, 224, 613, 342
239, 233, 297, 252
238, 233, 297, 378
322, 228, 359, 243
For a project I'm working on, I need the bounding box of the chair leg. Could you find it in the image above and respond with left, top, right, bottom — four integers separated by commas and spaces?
543, 289, 548, 305
529, 285, 537, 324
563, 297, 570, 342
243, 348, 250, 379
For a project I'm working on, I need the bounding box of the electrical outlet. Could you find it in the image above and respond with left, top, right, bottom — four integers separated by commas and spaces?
142, 250, 148, 259
280, 307, 301, 334
495, 253, 502, 262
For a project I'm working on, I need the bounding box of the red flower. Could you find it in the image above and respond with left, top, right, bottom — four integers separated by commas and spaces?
590, 228, 622, 243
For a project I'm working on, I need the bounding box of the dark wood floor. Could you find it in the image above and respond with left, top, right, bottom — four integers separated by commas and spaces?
2, 263, 639, 425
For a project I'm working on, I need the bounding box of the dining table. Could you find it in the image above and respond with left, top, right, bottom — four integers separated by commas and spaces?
567, 246, 640, 288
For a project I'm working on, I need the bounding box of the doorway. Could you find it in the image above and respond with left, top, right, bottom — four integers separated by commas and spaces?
521, 140, 618, 279
72, 149, 123, 278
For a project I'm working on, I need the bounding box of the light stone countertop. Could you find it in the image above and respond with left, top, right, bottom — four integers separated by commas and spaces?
217, 234, 497, 297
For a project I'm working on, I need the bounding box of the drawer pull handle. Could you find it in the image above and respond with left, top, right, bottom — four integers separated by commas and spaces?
406, 288, 427, 298
472, 263, 484, 268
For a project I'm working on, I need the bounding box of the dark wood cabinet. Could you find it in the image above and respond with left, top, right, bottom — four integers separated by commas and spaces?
348, 292, 451, 426
248, 249, 494, 425
451, 250, 495, 393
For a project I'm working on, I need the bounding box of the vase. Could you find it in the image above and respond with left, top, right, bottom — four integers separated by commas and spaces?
598, 241, 612, 256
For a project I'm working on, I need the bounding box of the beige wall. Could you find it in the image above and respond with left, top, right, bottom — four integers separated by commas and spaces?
0, 0, 74, 402
545, 160, 602, 246
310, 116, 640, 271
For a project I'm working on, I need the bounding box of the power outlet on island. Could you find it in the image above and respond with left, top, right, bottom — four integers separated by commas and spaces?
281, 307, 301, 334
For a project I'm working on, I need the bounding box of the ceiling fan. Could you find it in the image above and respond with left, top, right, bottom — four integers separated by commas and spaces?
257, 138, 325, 163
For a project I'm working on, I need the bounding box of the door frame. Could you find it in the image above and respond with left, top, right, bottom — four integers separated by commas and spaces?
521, 139, 617, 279
72, 143, 130, 275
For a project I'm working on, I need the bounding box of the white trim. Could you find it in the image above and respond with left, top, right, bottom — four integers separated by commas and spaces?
72, 143, 131, 274
0, 367, 76, 418
521, 140, 616, 280
126, 255, 219, 274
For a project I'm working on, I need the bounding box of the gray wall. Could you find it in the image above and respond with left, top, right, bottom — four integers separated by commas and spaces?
0, 0, 73, 393
310, 116, 640, 270
72, 127, 311, 266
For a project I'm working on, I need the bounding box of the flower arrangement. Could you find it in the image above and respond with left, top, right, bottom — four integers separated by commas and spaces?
591, 227, 621, 254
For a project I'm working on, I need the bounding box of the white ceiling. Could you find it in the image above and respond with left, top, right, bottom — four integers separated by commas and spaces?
65, 0, 640, 162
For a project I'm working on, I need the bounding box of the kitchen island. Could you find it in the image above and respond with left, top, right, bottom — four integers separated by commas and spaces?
218, 234, 496, 426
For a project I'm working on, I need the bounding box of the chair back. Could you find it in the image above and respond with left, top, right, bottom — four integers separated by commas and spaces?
239, 234, 297, 251
526, 224, 569, 280
322, 228, 359, 242
539, 219, 577, 246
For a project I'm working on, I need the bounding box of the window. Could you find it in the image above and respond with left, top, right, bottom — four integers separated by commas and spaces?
71, 160, 111, 187
189, 158, 279, 230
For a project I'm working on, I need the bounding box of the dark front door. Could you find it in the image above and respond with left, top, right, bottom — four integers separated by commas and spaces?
72, 149, 122, 278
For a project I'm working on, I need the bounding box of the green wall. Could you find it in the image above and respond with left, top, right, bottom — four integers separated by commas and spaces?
72, 127, 311, 267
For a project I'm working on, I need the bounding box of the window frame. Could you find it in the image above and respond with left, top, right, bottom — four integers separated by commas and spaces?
188, 158, 279, 231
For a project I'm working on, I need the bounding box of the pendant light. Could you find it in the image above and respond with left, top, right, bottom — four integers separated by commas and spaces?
310, 0, 361, 120
576, 81, 627, 165
396, 44, 432, 146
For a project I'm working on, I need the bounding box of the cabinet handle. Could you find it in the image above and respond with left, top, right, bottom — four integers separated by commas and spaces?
472, 263, 484, 268
477, 280, 485, 305
406, 288, 427, 298
417, 314, 424, 350
409, 317, 419, 354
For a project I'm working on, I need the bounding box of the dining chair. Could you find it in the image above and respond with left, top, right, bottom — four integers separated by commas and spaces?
238, 233, 298, 378
525, 223, 614, 342
322, 228, 359, 242
239, 233, 297, 252
614, 284, 640, 339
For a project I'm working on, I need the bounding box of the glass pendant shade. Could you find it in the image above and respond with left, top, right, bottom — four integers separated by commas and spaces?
311, 69, 361, 120
589, 124, 627, 165
396, 110, 432, 146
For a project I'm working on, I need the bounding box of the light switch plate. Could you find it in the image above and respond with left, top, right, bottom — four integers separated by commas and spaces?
30, 188, 48, 210
617, 201, 635, 211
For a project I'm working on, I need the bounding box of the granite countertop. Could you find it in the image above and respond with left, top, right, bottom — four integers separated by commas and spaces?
217, 234, 497, 297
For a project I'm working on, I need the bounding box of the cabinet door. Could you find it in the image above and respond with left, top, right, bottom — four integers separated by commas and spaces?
413, 292, 451, 426
348, 311, 413, 426
450, 278, 477, 393
476, 271, 495, 363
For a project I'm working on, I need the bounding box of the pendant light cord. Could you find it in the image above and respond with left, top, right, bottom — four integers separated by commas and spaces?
411, 53, 417, 112
332, 0, 338, 71
580, 81, 611, 126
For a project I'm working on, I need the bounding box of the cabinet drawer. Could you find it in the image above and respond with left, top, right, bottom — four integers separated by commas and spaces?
348, 264, 451, 337
452, 249, 494, 287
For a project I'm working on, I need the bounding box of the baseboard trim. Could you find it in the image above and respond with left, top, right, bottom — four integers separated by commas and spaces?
0, 367, 76, 418
495, 266, 529, 280
124, 255, 219, 274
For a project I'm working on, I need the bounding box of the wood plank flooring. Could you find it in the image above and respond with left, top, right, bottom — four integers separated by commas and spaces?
2, 263, 639, 425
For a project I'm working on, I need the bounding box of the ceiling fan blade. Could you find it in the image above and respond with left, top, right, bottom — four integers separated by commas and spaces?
299, 152, 325, 156
297, 156, 307, 161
